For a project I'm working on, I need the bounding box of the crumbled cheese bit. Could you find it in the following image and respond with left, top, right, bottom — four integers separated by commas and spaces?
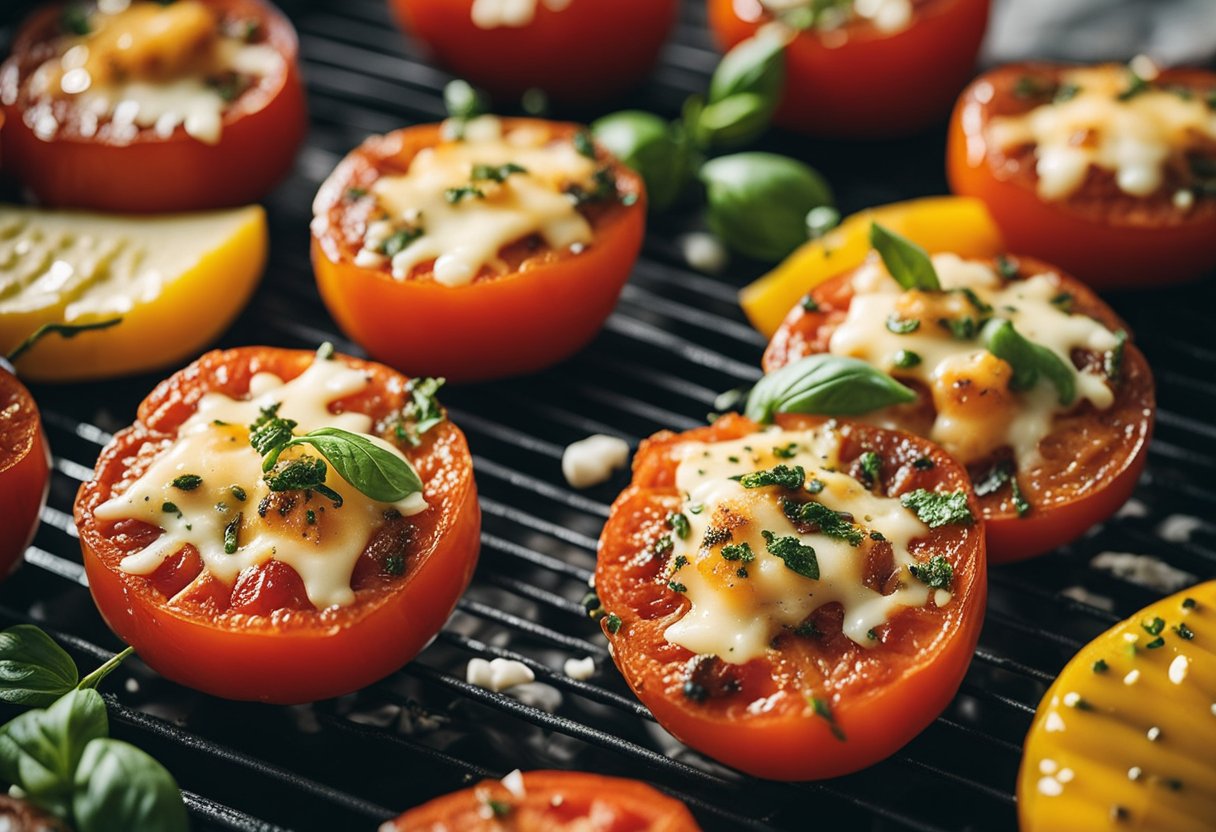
466, 657, 536, 692
1045, 712, 1065, 733
678, 232, 729, 274
1039, 758, 1058, 775
1128, 766, 1143, 781
1123, 669, 1141, 686
1156, 514, 1203, 544
1037, 776, 1063, 797
562, 434, 630, 489
1168, 654, 1189, 685
1056, 768, 1074, 783
1146, 726, 1161, 742
500, 769, 526, 799
1090, 552, 1195, 593
1062, 691, 1082, 708
562, 656, 595, 681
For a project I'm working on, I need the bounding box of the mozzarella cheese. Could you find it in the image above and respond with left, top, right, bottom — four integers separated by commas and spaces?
19, 0, 283, 145
94, 357, 427, 610
986, 65, 1216, 201
761, 0, 913, 33
562, 434, 630, 489
663, 429, 944, 664
471, 0, 573, 28
828, 254, 1119, 469
358, 117, 595, 287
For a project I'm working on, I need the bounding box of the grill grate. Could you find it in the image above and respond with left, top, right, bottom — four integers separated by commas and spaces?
3, 1, 1215, 829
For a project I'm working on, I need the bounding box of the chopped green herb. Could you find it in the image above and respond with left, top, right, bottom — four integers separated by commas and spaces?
653, 536, 674, 558
223, 513, 241, 554
249, 404, 297, 456
1182, 597, 1197, 610
565, 167, 617, 206
1105, 329, 1128, 383
793, 619, 821, 638
810, 697, 846, 741
171, 474, 202, 491
1142, 616, 1165, 636
762, 530, 819, 580
1117, 68, 1150, 101
736, 567, 748, 578
893, 349, 922, 369
900, 489, 974, 527
939, 316, 982, 340
912, 457, 934, 471
485, 798, 512, 818
382, 227, 424, 257
1013, 75, 1054, 99
799, 294, 820, 312
344, 187, 367, 201
230, 485, 247, 502
995, 255, 1020, 280
1050, 291, 1074, 312
266, 457, 343, 507
305, 509, 316, 525
1092, 658, 1108, 673
688, 504, 704, 515
737, 464, 805, 490
445, 184, 485, 204
886, 314, 920, 335
668, 512, 691, 540
1054, 82, 1081, 102
721, 542, 755, 563
858, 451, 882, 489
909, 555, 953, 590
1173, 622, 1194, 640
982, 318, 1077, 406
973, 460, 1031, 517
383, 553, 404, 576
470, 162, 528, 184
953, 287, 994, 315
1145, 636, 1165, 650
783, 499, 863, 546
702, 526, 732, 547
806, 478, 825, 495
671, 555, 689, 571
773, 442, 799, 459
667, 581, 687, 593
573, 131, 597, 159
161, 501, 179, 515
867, 629, 877, 640
605, 613, 622, 634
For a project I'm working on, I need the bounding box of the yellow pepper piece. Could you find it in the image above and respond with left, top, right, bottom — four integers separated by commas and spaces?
0, 204, 266, 382
1019, 582, 1216, 832
739, 196, 1004, 337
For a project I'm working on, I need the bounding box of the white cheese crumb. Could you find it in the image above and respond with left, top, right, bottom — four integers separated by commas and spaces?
466, 657, 536, 692
1169, 654, 1190, 685
1128, 766, 1142, 781
1173, 190, 1195, 211
1062, 691, 1081, 708
678, 232, 729, 274
934, 589, 952, 608
1045, 712, 1065, 733
1037, 776, 1063, 797
1156, 514, 1204, 544
1115, 499, 1148, 519
1124, 669, 1141, 686
562, 434, 630, 489
501, 769, 526, 798
1090, 552, 1195, 593
1039, 758, 1058, 775
563, 656, 596, 681
1056, 768, 1074, 784
1059, 585, 1115, 612
1146, 726, 1161, 742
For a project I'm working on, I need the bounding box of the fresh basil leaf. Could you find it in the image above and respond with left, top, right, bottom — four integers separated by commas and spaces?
443, 79, 487, 121
72, 738, 188, 832
981, 318, 1076, 406
0, 688, 108, 813
696, 92, 773, 151
0, 625, 79, 707
745, 355, 917, 423
591, 111, 690, 211
700, 152, 833, 261
708, 33, 785, 106
290, 428, 423, 503
761, 530, 819, 580
869, 223, 941, 292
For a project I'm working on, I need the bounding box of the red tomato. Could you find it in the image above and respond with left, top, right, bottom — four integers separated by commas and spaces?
947, 63, 1216, 288
764, 256, 1155, 563
73, 347, 480, 703
707, 0, 990, 137
0, 368, 50, 580
311, 119, 646, 382
389, 771, 702, 831
389, 0, 679, 102
1, 0, 307, 212
596, 414, 986, 780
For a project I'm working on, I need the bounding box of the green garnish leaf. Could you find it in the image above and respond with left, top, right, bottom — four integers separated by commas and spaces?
0, 626, 80, 707
382, 227, 423, 257
470, 162, 528, 183
893, 349, 921, 369
170, 475, 202, 491
744, 354, 917, 423
445, 184, 485, 204
397, 376, 446, 446
858, 451, 882, 489
283, 428, 423, 504
1105, 329, 1128, 383
249, 404, 297, 457
1173, 622, 1194, 640
783, 499, 863, 546
869, 222, 941, 292
762, 530, 819, 580
809, 696, 846, 741
223, 513, 241, 555
973, 460, 1031, 517
604, 613, 622, 635
981, 318, 1077, 406
886, 314, 920, 335
1092, 659, 1108, 673
909, 555, 953, 590
721, 542, 755, 563
900, 489, 974, 527
668, 512, 691, 540
737, 464, 805, 490
1142, 616, 1165, 636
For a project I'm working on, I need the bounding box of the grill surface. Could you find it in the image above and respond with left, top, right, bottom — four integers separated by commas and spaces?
2, 1, 1215, 830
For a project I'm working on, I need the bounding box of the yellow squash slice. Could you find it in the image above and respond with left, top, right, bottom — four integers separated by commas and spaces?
1019, 582, 1216, 831
739, 196, 1004, 338
0, 204, 266, 382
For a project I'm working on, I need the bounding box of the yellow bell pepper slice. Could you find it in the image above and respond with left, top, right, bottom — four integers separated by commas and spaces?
0, 204, 266, 382
739, 196, 1005, 338
1019, 582, 1216, 832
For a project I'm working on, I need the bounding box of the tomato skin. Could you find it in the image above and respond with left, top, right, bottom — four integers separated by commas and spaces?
596, 414, 986, 781
0, 0, 307, 213
947, 64, 1216, 288
389, 0, 678, 102
311, 119, 646, 383
707, 0, 990, 137
0, 369, 50, 581
391, 771, 702, 832
74, 347, 480, 704
763, 258, 1155, 563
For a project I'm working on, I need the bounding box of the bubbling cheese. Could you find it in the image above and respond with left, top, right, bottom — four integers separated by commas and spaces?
663, 430, 941, 664
986, 65, 1216, 201
760, 0, 913, 33
359, 117, 595, 287
470, 0, 573, 29
94, 357, 427, 610
828, 254, 1120, 469
23, 0, 283, 145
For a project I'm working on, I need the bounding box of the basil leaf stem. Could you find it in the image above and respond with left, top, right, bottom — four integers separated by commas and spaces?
7, 318, 123, 364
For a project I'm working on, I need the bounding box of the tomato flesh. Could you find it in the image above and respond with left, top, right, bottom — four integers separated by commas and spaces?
763, 256, 1155, 562
73, 347, 480, 703
0, 370, 50, 581
596, 414, 986, 780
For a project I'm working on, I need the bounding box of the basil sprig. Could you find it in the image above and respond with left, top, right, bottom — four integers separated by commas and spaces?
0, 626, 186, 831
697, 33, 785, 150
745, 355, 917, 423
981, 319, 1076, 406
869, 223, 941, 292
6, 318, 123, 365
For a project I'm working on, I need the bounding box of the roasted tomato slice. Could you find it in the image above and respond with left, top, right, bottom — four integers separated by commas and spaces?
596, 413, 986, 780
1, 0, 306, 212
389, 770, 702, 831
764, 253, 1154, 563
311, 117, 646, 382
948, 62, 1216, 288
389, 0, 678, 102
0, 367, 51, 580
74, 346, 480, 703
707, 0, 990, 137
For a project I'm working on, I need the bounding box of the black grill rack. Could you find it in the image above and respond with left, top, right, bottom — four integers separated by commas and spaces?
3, 1, 1215, 830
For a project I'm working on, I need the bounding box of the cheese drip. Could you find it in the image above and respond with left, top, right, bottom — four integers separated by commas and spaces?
986, 65, 1216, 201
360, 116, 595, 287
470, 0, 573, 29
760, 0, 913, 33
94, 358, 427, 610
20, 0, 283, 145
828, 254, 1120, 469
664, 430, 937, 664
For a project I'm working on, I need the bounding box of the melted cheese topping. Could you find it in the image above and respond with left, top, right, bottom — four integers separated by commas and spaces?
470, 0, 573, 29
663, 429, 941, 664
760, 0, 913, 33
829, 254, 1119, 469
987, 65, 1216, 201
359, 117, 595, 287
20, 0, 283, 145
94, 358, 427, 610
